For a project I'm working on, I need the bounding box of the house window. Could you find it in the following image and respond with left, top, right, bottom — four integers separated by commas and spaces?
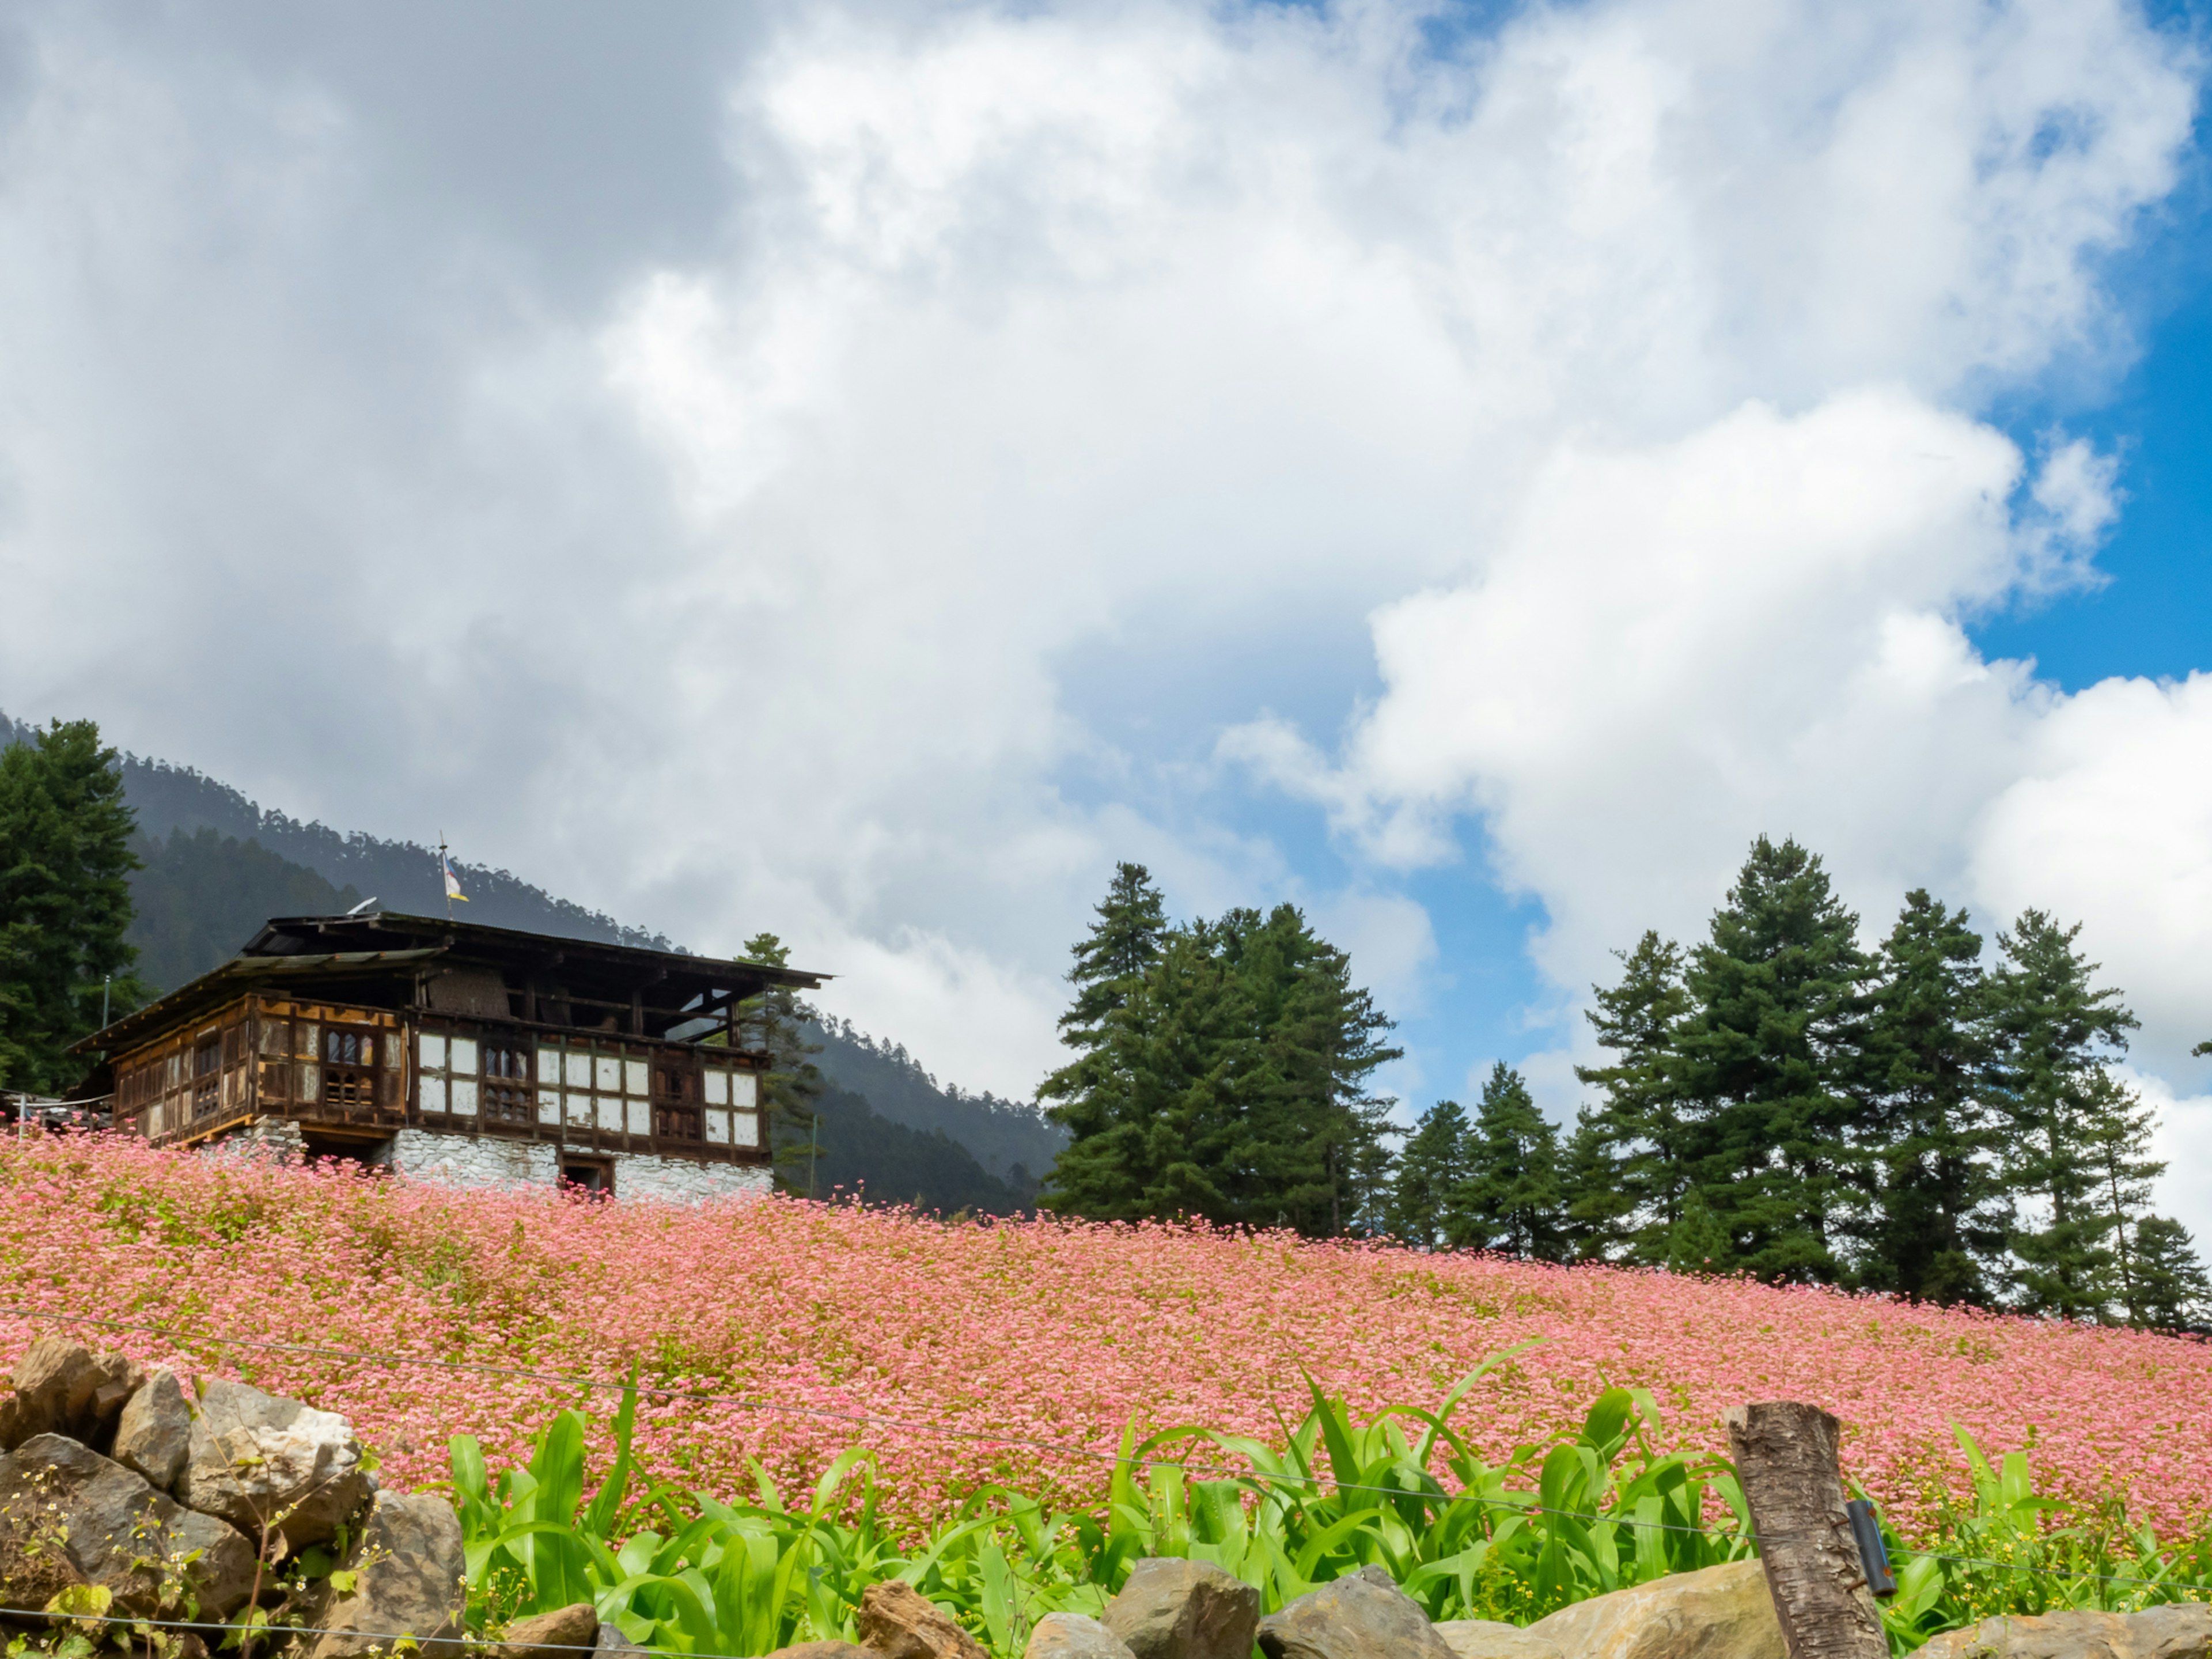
320, 1025, 379, 1111
481, 1042, 532, 1126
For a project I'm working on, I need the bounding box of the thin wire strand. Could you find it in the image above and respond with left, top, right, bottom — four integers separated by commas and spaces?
2, 1303, 2205, 1593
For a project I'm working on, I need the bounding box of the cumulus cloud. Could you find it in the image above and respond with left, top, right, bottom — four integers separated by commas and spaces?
0, 0, 2200, 1129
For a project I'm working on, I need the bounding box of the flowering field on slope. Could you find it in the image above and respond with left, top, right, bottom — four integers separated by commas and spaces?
2, 1133, 2207, 1538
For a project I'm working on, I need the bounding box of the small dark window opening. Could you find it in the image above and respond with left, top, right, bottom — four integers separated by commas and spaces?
560, 1158, 613, 1196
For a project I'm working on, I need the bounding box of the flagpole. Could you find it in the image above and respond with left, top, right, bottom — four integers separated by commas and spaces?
440, 831, 452, 921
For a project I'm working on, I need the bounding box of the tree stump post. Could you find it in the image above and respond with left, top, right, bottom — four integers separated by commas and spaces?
1725, 1402, 1888, 1659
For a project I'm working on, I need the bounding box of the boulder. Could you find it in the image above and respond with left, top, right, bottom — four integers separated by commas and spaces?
6, 1341, 104, 1448
858, 1579, 991, 1659
1521, 1560, 1783, 1659
494, 1603, 603, 1659
84, 1354, 148, 1446
1434, 1619, 1566, 1659
306, 1488, 467, 1659
1914, 1604, 2212, 1659
1027, 1613, 1139, 1659
112, 1372, 194, 1494
177, 1377, 369, 1551
767, 1646, 874, 1659
597, 1624, 652, 1659
1104, 1559, 1262, 1659
1257, 1573, 1457, 1659
0, 1432, 256, 1621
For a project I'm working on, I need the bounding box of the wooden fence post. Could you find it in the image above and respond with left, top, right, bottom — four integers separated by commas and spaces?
1725, 1402, 1888, 1659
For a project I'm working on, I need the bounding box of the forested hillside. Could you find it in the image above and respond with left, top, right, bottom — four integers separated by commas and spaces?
1, 711, 1058, 1211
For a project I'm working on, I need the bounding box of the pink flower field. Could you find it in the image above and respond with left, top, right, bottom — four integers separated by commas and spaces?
3, 1133, 2207, 1539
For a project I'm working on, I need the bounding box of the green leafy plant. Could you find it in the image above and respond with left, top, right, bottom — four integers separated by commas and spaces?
438, 1365, 2211, 1659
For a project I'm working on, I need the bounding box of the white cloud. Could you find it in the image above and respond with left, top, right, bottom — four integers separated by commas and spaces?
0, 0, 2199, 1127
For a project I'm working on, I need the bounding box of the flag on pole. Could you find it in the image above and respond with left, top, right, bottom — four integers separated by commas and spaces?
440, 842, 469, 904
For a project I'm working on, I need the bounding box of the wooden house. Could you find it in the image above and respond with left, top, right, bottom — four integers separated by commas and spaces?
76, 911, 828, 1200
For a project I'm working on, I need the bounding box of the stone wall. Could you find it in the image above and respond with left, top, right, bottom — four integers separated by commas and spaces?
608, 1150, 773, 1203
195, 1118, 771, 1204
384, 1128, 560, 1190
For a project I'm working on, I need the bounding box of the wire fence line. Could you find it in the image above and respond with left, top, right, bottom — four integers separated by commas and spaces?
0, 1302, 2203, 1594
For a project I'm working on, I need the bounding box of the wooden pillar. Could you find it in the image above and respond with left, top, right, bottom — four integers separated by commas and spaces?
1724, 1402, 1888, 1659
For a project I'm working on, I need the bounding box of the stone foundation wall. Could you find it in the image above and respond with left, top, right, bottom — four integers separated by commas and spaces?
609, 1150, 773, 1203
385, 1128, 560, 1190
196, 1118, 770, 1204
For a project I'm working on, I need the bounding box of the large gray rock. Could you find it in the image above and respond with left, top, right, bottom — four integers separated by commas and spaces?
494, 1603, 602, 1659
1257, 1573, 1456, 1659
1914, 1604, 2212, 1659
1435, 1619, 1565, 1659
1104, 1558, 1262, 1659
596, 1624, 652, 1659
306, 1489, 467, 1659
1522, 1560, 1783, 1659
5, 1341, 103, 1448
1027, 1613, 1139, 1659
0, 1433, 257, 1620
112, 1371, 194, 1494
858, 1579, 991, 1659
765, 1645, 873, 1659
177, 1377, 369, 1551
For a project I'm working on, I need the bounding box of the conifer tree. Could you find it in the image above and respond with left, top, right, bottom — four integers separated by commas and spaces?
1983, 911, 2140, 1319
2085, 1070, 2166, 1321
734, 931, 827, 1194
1039, 864, 1168, 1118
1856, 891, 2002, 1304
2124, 1217, 2211, 1332
1559, 1107, 1637, 1261
1666, 1189, 1732, 1275
1672, 836, 1870, 1283
0, 719, 145, 1093
1214, 904, 1400, 1236
1040, 921, 1249, 1224
1573, 932, 1692, 1262
1388, 1099, 1470, 1247
1039, 874, 1399, 1237
1456, 1063, 1567, 1259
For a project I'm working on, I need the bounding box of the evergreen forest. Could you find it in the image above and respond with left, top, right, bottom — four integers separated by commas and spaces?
1041, 851, 2212, 1331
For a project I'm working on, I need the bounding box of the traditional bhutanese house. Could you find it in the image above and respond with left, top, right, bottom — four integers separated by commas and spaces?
73, 911, 828, 1200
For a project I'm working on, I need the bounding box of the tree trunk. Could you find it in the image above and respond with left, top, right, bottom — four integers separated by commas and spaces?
1725, 1402, 1887, 1659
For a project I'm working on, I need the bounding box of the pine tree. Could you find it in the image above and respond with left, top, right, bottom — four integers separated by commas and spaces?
1456, 1063, 1567, 1259
1038, 878, 1400, 1237
734, 931, 827, 1195
1573, 933, 1691, 1263
2125, 1217, 2212, 1332
1672, 837, 1871, 1284
0, 719, 146, 1093
1039, 922, 1247, 1222
1215, 904, 1400, 1236
1559, 1107, 1637, 1262
1388, 1099, 1471, 1247
1856, 891, 2002, 1305
1039, 863, 1168, 1121
2085, 1071, 2166, 1323
1983, 911, 2140, 1320
1666, 1189, 1732, 1275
